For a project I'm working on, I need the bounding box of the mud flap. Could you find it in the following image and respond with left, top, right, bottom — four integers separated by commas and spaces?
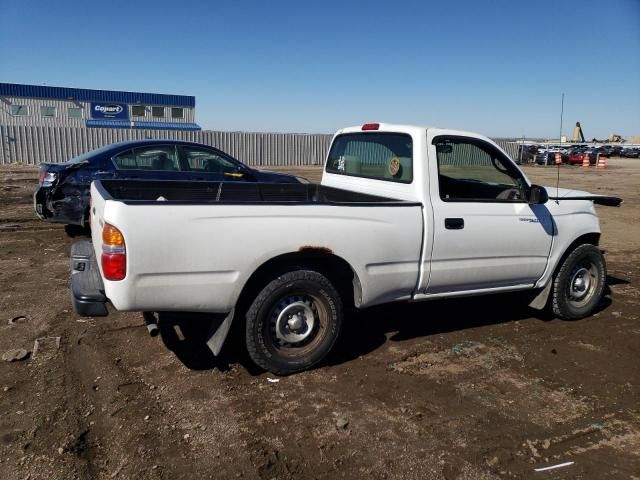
528, 282, 552, 310
206, 308, 234, 356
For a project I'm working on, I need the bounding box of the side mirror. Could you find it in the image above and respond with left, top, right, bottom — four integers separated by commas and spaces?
528, 184, 548, 204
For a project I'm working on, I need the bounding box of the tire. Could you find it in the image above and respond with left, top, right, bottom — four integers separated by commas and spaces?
245, 270, 342, 375
64, 224, 91, 238
551, 244, 606, 320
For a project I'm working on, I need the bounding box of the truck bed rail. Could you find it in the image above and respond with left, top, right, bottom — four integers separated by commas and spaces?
95, 180, 419, 206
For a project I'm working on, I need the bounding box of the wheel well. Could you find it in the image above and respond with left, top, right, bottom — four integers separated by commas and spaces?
553, 232, 601, 276
236, 250, 361, 315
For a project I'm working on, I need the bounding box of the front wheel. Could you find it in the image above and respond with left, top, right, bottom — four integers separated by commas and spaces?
245, 270, 342, 375
551, 244, 606, 319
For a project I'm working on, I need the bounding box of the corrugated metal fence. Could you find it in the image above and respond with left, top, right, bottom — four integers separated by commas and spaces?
0, 125, 519, 167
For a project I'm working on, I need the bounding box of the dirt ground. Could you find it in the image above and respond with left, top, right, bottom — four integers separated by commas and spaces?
0, 159, 639, 480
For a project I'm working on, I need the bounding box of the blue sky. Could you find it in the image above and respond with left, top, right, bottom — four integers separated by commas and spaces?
1, 0, 639, 138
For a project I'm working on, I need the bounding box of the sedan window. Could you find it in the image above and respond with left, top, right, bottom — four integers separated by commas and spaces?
182, 147, 240, 173
114, 146, 180, 171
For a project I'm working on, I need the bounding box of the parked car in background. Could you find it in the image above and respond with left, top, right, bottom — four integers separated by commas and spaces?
568, 150, 597, 165
517, 144, 539, 164
597, 146, 616, 157
534, 151, 554, 165
34, 140, 307, 228
621, 147, 640, 158
534, 150, 568, 165
610, 146, 624, 157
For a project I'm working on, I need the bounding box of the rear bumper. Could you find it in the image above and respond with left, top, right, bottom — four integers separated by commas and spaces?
70, 240, 109, 316
34, 186, 86, 226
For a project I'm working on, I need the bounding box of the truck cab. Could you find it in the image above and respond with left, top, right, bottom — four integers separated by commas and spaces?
322, 123, 596, 298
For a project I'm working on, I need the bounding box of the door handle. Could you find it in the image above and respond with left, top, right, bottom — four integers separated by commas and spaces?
445, 218, 464, 230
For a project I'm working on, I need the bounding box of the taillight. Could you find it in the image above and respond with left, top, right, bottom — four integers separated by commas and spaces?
101, 224, 126, 281
361, 123, 380, 131
39, 170, 57, 187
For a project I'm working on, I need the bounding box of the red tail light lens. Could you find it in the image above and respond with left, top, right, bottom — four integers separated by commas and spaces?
38, 170, 57, 187
362, 123, 380, 131
101, 253, 126, 281
101, 223, 126, 281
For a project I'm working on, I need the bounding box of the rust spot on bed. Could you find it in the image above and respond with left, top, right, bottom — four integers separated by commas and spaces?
298, 245, 334, 255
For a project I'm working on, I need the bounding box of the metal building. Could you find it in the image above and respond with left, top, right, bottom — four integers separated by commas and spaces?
0, 82, 200, 131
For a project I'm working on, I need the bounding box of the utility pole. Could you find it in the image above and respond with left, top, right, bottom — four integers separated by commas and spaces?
559, 93, 564, 143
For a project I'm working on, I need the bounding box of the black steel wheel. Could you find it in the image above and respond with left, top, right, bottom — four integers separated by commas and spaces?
552, 244, 606, 319
245, 270, 342, 375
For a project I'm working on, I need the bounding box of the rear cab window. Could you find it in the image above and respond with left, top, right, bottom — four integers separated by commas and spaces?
326, 133, 413, 183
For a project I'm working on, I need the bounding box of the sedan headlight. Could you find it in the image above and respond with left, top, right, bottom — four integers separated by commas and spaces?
295, 176, 310, 184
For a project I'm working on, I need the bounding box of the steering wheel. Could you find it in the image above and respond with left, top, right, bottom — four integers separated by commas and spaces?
491, 156, 510, 174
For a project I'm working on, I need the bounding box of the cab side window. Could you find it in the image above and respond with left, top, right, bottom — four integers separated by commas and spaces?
114, 146, 179, 171
434, 137, 525, 202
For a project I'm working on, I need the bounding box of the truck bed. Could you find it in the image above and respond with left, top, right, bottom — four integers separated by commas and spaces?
96, 179, 417, 206
90, 179, 424, 314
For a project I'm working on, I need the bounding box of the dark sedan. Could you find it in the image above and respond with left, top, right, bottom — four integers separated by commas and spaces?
34, 140, 306, 228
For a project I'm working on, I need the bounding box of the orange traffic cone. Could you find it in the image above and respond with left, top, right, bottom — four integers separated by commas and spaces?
582, 156, 590, 169
597, 155, 607, 169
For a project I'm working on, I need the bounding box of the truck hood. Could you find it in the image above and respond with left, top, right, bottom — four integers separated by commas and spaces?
544, 186, 591, 198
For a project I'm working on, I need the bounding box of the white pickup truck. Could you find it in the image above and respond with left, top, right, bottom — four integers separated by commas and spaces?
71, 123, 621, 374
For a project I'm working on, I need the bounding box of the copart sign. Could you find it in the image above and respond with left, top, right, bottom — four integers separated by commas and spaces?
91, 103, 129, 120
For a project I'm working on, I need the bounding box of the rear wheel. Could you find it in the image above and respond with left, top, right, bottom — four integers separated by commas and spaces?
245, 270, 342, 375
64, 223, 90, 238
551, 244, 606, 319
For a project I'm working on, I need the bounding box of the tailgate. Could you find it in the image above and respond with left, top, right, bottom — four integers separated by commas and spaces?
89, 181, 108, 264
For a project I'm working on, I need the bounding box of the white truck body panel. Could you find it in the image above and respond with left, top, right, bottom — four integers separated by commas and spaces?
91, 183, 423, 312
423, 129, 553, 293
532, 186, 600, 288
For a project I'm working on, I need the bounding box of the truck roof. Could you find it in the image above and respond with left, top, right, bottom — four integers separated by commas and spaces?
335, 123, 493, 143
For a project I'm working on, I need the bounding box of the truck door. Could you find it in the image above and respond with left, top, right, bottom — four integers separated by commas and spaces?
423, 134, 554, 294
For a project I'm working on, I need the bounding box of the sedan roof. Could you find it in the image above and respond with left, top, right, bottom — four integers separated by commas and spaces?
68, 139, 229, 164
99, 139, 216, 150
